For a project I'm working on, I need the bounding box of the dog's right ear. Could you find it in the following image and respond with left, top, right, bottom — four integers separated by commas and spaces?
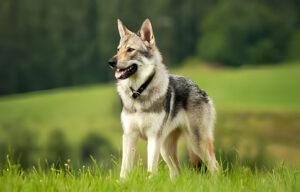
137, 19, 155, 46
117, 19, 133, 39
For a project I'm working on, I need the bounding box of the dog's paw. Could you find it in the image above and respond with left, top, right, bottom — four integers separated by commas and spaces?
147, 171, 154, 179
116, 178, 126, 184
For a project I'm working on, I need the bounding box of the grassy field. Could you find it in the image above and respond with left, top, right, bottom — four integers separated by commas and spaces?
1, 161, 299, 192
173, 60, 300, 111
0, 61, 300, 191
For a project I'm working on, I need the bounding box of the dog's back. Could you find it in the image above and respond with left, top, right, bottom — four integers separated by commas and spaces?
109, 19, 219, 179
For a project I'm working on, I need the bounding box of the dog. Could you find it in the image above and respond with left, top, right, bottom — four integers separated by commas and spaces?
108, 19, 219, 179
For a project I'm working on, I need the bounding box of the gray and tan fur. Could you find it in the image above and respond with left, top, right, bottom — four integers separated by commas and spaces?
108, 19, 219, 179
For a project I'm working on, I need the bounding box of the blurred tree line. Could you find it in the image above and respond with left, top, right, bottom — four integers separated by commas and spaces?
0, 124, 117, 169
0, 0, 299, 95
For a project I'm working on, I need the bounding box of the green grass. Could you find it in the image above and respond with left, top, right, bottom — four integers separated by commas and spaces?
172, 60, 300, 112
1, 160, 299, 192
0, 85, 119, 145
0, 62, 300, 191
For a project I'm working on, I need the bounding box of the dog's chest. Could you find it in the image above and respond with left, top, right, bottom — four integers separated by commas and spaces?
121, 110, 165, 139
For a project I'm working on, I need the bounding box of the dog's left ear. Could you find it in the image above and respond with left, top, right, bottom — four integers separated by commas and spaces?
118, 19, 133, 39
138, 19, 155, 46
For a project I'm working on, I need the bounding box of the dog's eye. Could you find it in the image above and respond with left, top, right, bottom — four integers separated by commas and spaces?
117, 48, 120, 52
127, 48, 135, 52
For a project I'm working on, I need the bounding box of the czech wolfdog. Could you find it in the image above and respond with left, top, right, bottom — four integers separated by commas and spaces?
108, 19, 219, 179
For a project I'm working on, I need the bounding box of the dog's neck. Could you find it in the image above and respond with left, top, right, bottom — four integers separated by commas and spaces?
117, 52, 169, 104
129, 72, 156, 99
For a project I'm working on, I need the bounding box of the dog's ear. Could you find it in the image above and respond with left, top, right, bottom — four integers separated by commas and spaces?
117, 19, 133, 38
138, 19, 155, 46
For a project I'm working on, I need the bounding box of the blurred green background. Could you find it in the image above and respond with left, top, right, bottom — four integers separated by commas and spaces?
0, 0, 299, 169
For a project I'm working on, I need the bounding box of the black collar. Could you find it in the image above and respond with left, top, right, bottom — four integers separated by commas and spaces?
129, 72, 155, 99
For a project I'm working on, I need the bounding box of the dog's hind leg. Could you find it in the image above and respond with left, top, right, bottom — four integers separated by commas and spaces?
187, 145, 207, 171
161, 128, 181, 179
188, 135, 219, 174
186, 111, 219, 174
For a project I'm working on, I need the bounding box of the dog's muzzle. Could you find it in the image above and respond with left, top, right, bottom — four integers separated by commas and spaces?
108, 57, 117, 68
114, 64, 138, 80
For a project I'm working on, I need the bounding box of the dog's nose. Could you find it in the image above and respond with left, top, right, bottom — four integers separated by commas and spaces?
108, 57, 117, 68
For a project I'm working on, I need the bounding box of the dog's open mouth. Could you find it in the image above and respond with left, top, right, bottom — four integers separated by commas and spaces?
115, 64, 138, 80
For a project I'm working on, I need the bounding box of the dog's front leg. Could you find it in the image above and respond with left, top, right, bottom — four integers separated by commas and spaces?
120, 132, 138, 178
147, 136, 161, 174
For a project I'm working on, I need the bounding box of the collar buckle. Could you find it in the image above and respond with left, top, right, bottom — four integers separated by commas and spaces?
129, 72, 155, 99
132, 92, 140, 99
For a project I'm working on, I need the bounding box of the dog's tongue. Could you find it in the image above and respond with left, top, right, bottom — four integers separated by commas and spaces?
115, 71, 124, 79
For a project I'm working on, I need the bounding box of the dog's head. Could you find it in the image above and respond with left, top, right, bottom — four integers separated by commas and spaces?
108, 19, 158, 80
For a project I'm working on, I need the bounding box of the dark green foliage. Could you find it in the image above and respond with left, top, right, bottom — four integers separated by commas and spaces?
80, 133, 117, 167
0, 0, 299, 94
0, 123, 37, 168
287, 29, 300, 60
0, 124, 117, 169
0, 0, 105, 95
0, 125, 72, 169
44, 129, 71, 167
197, 0, 299, 66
